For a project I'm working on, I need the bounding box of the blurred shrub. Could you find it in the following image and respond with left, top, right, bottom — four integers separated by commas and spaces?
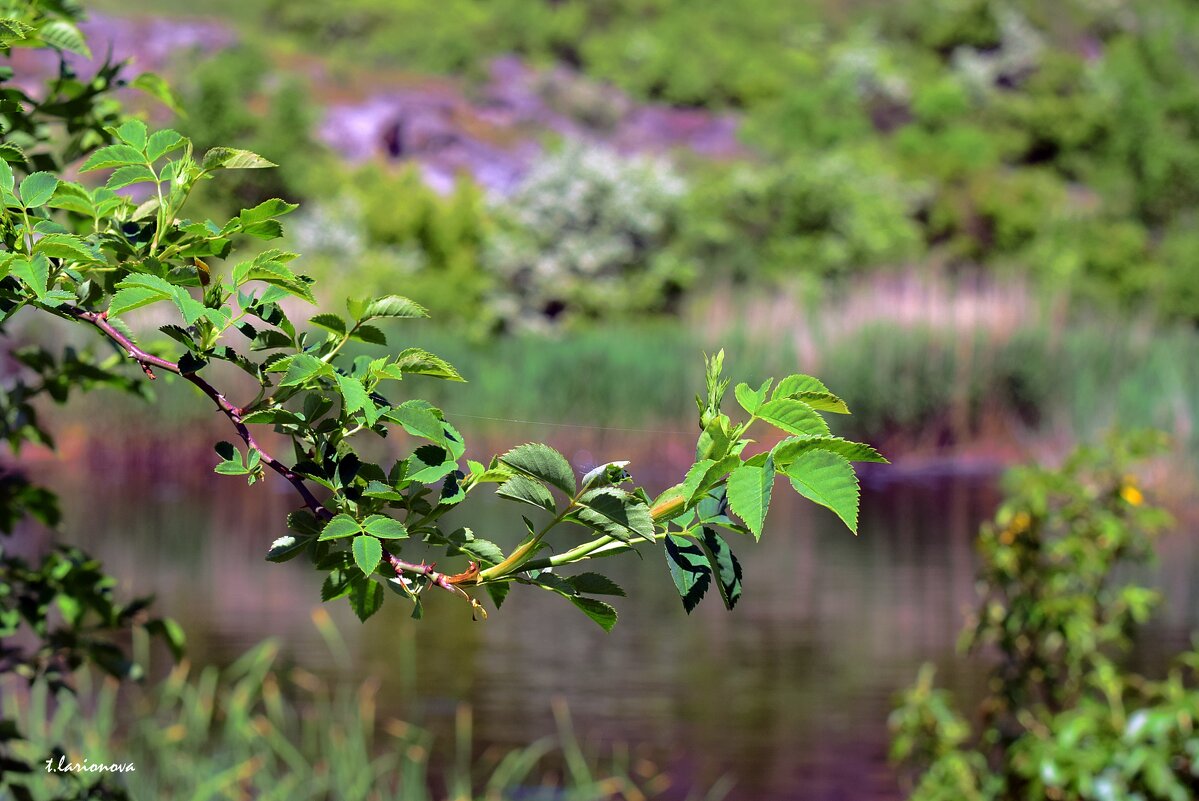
890, 431, 1199, 801
291, 165, 495, 331
679, 150, 923, 284
173, 46, 325, 210
485, 144, 690, 332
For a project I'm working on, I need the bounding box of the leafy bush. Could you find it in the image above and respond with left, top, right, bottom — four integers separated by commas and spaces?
486, 144, 690, 331
889, 431, 1199, 801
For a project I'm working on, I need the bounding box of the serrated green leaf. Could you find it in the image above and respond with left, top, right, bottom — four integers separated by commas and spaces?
575, 488, 655, 544
10, 253, 49, 297
105, 164, 157, 190
309, 313, 346, 335
132, 73, 183, 114
755, 398, 830, 437
319, 514, 362, 541
80, 144, 144, 172
266, 535, 309, 563
362, 515, 408, 540
772, 374, 830, 399
387, 348, 464, 381
352, 535, 383, 576
348, 577, 384, 621
360, 295, 428, 321
386, 401, 447, 446
115, 120, 148, 150
569, 596, 617, 632
665, 534, 711, 614
336, 374, 378, 425
699, 528, 743, 610
108, 286, 169, 318
734, 378, 771, 416
0, 158, 14, 193
46, 181, 93, 216
17, 171, 56, 207
279, 354, 329, 387
146, 129, 185, 162
500, 443, 576, 497
568, 572, 626, 597
33, 233, 102, 264
772, 436, 888, 466
786, 450, 860, 533
727, 458, 774, 540
38, 19, 90, 57
496, 475, 556, 512
351, 324, 387, 345
202, 147, 275, 170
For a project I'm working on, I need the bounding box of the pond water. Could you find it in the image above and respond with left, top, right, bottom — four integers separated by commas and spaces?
23, 427, 1199, 801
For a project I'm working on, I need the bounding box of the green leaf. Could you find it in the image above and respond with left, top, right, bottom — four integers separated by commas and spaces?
386, 401, 447, 446
772, 374, 830, 399
734, 379, 771, 416
132, 73, 183, 114
38, 19, 90, 57
47, 182, 94, 216
567, 573, 626, 596
146, 129, 186, 162
348, 577, 384, 622
266, 534, 309, 563
144, 618, 186, 660
569, 596, 617, 632
772, 436, 888, 466
309, 313, 346, 335
115, 120, 148, 150
755, 398, 830, 437
17, 172, 57, 207
351, 324, 387, 345
499, 443, 576, 497
362, 515, 408, 540
33, 233, 102, 264
700, 528, 743, 610
352, 535, 383, 576
575, 488, 655, 544
359, 295, 428, 321
319, 514, 362, 541
202, 147, 275, 170
496, 475, 556, 512
279, 354, 330, 387
726, 458, 774, 540
108, 286, 168, 318
105, 164, 157, 190
239, 198, 299, 226
665, 534, 711, 613
80, 144, 144, 172
387, 348, 464, 381
788, 391, 850, 414
0, 158, 14, 193
336, 374, 377, 425
10, 254, 49, 297
786, 450, 860, 533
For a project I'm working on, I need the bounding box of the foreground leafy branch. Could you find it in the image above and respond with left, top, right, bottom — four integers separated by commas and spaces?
0, 3, 886, 633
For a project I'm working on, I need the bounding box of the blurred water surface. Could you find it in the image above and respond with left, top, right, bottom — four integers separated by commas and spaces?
25, 431, 1199, 801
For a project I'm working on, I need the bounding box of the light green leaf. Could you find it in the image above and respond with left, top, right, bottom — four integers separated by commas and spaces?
202, 147, 275, 170
47, 182, 94, 216
108, 286, 169, 317
362, 515, 408, 540
115, 120, 148, 150
34, 234, 102, 264
772, 436, 888, 466
352, 534, 383, 576
786, 450, 860, 533
499, 443, 576, 497
0, 158, 13, 193
38, 19, 90, 57
10, 253, 49, 296
147, 130, 186, 162
309, 313, 346, 336
387, 348, 464, 381
569, 596, 617, 632
336, 373, 376, 424
734, 379, 771, 416
360, 295, 428, 321
17, 171, 57, 207
788, 391, 850, 414
318, 514, 362, 541
105, 164, 157, 190
575, 488, 655, 544
132, 73, 183, 114
699, 528, 743, 610
80, 144, 144, 172
279, 354, 330, 387
496, 475, 556, 512
755, 398, 830, 437
727, 458, 774, 540
772, 374, 830, 399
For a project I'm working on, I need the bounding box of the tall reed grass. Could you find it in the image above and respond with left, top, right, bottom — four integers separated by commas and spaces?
4, 612, 730, 801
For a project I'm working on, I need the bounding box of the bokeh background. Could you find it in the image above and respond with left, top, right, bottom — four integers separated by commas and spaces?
11, 1, 1199, 799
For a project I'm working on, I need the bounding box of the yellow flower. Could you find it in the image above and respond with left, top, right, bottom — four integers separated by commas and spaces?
1120, 484, 1144, 506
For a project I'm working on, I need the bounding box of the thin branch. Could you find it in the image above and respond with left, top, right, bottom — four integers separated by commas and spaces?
66, 304, 476, 604
66, 305, 330, 520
